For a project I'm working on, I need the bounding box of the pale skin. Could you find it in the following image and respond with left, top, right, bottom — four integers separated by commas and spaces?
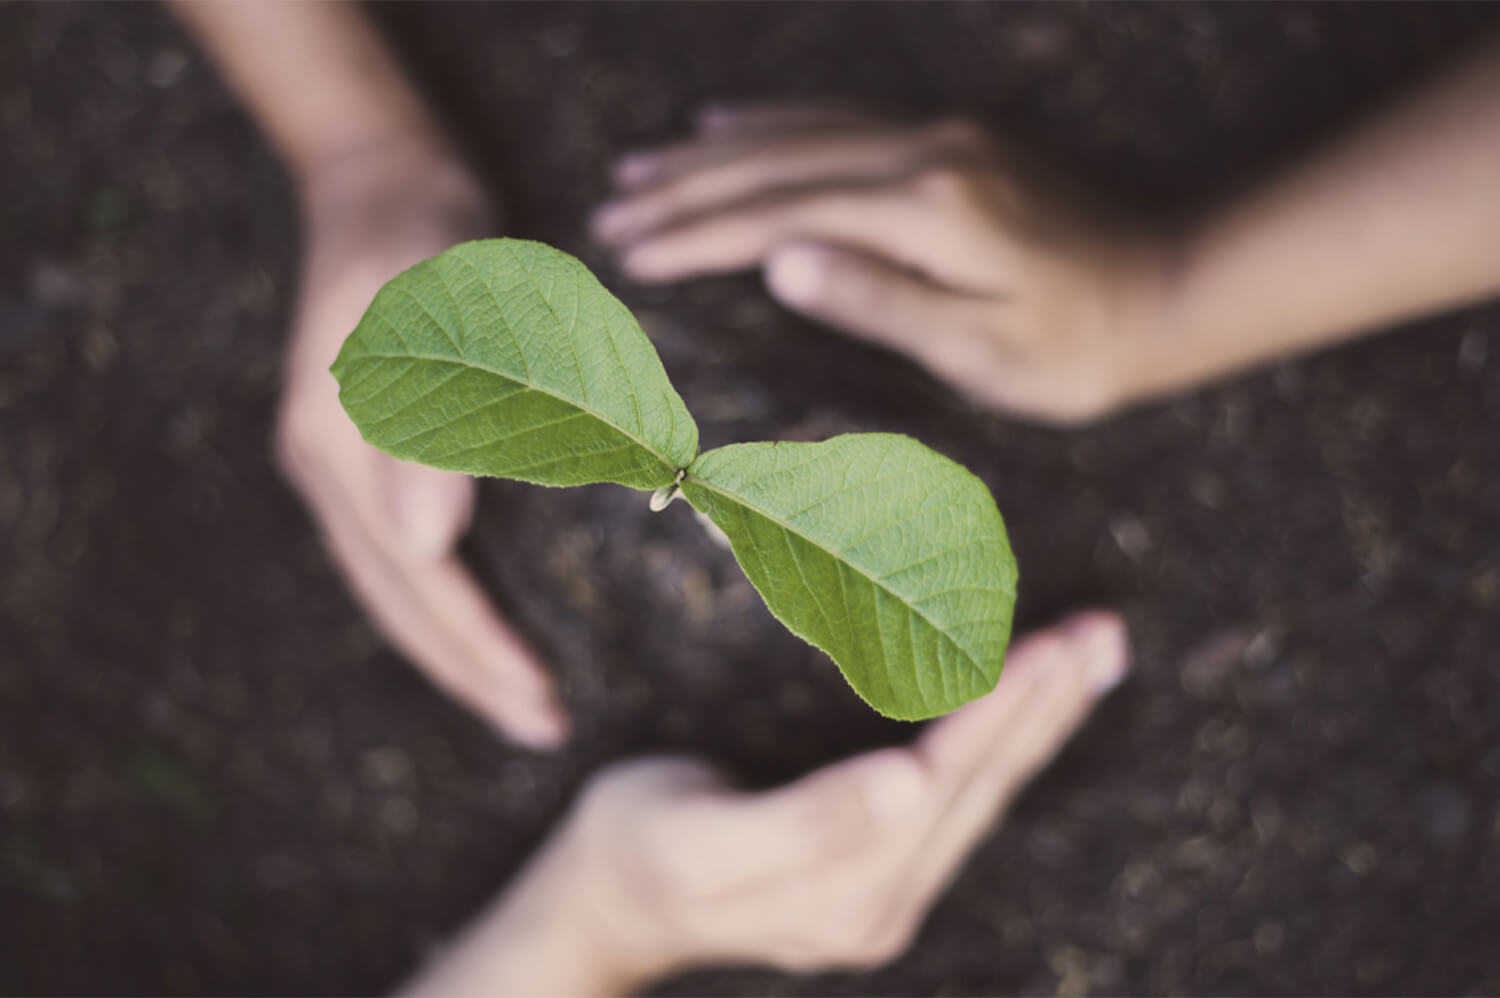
171, 1, 567, 748
176, 2, 1500, 742
594, 36, 1500, 425
164, 5, 1495, 992
401, 610, 1129, 997
162, 22, 1132, 992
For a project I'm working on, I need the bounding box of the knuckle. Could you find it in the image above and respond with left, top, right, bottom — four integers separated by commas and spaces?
923, 330, 997, 389
913, 164, 977, 204
815, 255, 874, 308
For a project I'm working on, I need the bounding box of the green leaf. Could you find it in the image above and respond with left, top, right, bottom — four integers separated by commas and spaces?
331, 239, 698, 490
681, 434, 1017, 720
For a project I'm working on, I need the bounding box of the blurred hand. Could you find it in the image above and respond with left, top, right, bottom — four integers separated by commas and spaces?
557, 610, 1128, 987
277, 139, 567, 749
593, 106, 1169, 425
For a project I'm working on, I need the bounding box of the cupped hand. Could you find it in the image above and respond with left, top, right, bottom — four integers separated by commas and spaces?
593, 106, 1169, 424
277, 140, 567, 749
562, 610, 1128, 984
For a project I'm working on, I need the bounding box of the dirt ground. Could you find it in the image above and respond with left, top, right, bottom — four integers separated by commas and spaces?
4, 3, 1500, 994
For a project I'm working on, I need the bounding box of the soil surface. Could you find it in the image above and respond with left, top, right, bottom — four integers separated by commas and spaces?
4, 3, 1500, 995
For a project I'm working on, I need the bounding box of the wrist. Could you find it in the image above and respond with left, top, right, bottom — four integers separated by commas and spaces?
400, 832, 657, 998
1098, 221, 1196, 413
298, 131, 486, 218
525, 835, 662, 996
283, 140, 495, 406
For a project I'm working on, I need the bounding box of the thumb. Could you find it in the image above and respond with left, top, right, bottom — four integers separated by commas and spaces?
708, 748, 928, 879
764, 241, 974, 361
382, 458, 476, 561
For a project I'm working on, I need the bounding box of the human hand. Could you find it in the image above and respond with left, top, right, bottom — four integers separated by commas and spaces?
407, 610, 1127, 996
593, 106, 1169, 425
570, 610, 1126, 982
277, 139, 567, 749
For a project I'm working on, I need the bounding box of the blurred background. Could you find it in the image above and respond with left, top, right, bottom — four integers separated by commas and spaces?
4, 2, 1500, 994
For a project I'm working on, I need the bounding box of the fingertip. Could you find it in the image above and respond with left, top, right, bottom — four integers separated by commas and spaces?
764, 242, 830, 307
501, 698, 571, 752
1059, 610, 1130, 694
505, 726, 567, 753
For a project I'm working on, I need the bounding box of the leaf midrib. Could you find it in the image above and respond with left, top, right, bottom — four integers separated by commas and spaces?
686, 474, 993, 687
343, 349, 683, 480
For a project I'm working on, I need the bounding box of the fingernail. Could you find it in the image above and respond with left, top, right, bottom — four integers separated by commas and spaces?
1069, 614, 1129, 694
765, 244, 827, 305
863, 756, 926, 821
613, 152, 659, 187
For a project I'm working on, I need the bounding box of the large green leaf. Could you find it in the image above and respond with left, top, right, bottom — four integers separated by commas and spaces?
681, 434, 1017, 720
332, 239, 698, 490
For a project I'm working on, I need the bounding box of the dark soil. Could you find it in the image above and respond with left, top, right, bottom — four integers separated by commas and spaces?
4, 3, 1500, 994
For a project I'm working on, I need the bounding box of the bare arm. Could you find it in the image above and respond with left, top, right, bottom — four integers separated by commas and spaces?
169, 0, 449, 181
593, 36, 1500, 422
401, 612, 1126, 997
171, 1, 567, 747
1139, 35, 1500, 401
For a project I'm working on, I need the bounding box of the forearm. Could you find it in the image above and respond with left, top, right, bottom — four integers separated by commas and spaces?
168, 0, 453, 184
1133, 35, 1500, 400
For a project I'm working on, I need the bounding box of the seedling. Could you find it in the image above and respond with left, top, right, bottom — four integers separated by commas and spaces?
332, 239, 1016, 720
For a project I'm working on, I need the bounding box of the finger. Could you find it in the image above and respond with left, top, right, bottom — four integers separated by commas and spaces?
874, 612, 1126, 930
595, 124, 961, 245
616, 175, 1006, 293
358, 456, 565, 743
412, 553, 568, 738
328, 506, 568, 749
382, 458, 476, 561
610, 105, 886, 191
675, 620, 1120, 960
918, 610, 1127, 779
764, 241, 995, 374
693, 101, 881, 137
677, 617, 1121, 955
303, 465, 568, 749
